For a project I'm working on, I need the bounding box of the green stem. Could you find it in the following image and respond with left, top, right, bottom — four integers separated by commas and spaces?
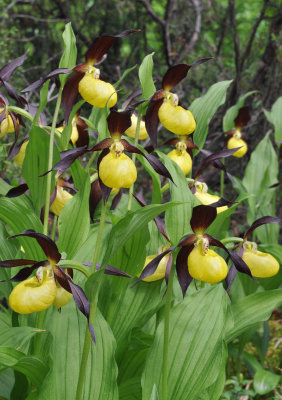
43, 87, 63, 236
85, 151, 98, 173
220, 158, 225, 198
51, 215, 58, 241
162, 266, 174, 400
75, 201, 107, 400
34, 310, 45, 355
58, 260, 90, 277
221, 237, 243, 245
161, 183, 169, 194
127, 113, 142, 211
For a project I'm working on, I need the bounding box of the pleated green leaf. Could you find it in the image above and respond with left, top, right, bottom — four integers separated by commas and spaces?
0, 326, 41, 353
142, 285, 229, 400
136, 154, 162, 204
38, 303, 118, 400
225, 289, 282, 343
57, 174, 90, 258
0, 346, 48, 388
158, 151, 194, 244
190, 80, 232, 152
139, 53, 156, 100
59, 22, 77, 86
0, 196, 44, 260
264, 96, 282, 143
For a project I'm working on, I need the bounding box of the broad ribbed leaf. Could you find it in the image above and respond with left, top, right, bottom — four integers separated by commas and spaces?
0, 196, 44, 259
22, 126, 60, 214
158, 151, 194, 244
190, 80, 232, 152
225, 289, 282, 342
0, 326, 41, 353
223, 91, 257, 131
0, 346, 48, 387
139, 53, 156, 101
38, 303, 118, 400
59, 22, 77, 86
264, 96, 282, 143
101, 202, 182, 268
136, 154, 162, 204
253, 369, 280, 395
57, 174, 90, 258
142, 285, 229, 400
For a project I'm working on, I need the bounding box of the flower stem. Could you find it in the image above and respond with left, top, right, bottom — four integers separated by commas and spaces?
220, 158, 225, 198
127, 113, 141, 211
75, 201, 107, 400
162, 265, 174, 400
51, 215, 58, 241
85, 151, 98, 173
43, 87, 63, 236
221, 237, 243, 245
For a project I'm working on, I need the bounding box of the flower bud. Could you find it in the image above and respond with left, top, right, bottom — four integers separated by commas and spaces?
78, 67, 117, 108
242, 241, 279, 278
227, 135, 247, 158
50, 186, 73, 216
99, 151, 137, 189
194, 182, 227, 214
13, 141, 29, 167
188, 239, 228, 284
9, 266, 57, 314
158, 98, 196, 135
167, 149, 192, 175
125, 115, 149, 140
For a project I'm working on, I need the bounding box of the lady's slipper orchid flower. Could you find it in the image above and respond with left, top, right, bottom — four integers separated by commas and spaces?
0, 230, 95, 342
136, 205, 252, 296
46, 110, 172, 201
141, 246, 172, 282
125, 114, 149, 140
224, 106, 250, 158
0, 95, 21, 155
145, 59, 211, 147
50, 177, 74, 216
164, 136, 198, 176
226, 216, 281, 289
193, 181, 228, 214
13, 140, 28, 167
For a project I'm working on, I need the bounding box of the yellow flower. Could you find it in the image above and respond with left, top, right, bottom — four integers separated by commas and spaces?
188, 238, 228, 284
125, 115, 149, 140
13, 141, 28, 167
57, 116, 79, 145
9, 266, 57, 314
158, 94, 196, 135
53, 280, 73, 309
0, 108, 15, 138
99, 143, 137, 189
141, 251, 170, 282
50, 185, 73, 216
78, 66, 117, 108
167, 140, 192, 175
227, 130, 247, 158
242, 241, 279, 278
194, 182, 227, 214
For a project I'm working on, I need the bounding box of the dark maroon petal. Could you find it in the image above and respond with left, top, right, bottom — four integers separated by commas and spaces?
2, 81, 27, 105
190, 57, 213, 67
162, 64, 190, 91
107, 109, 132, 138
6, 183, 29, 198
110, 189, 122, 211
90, 138, 112, 152
224, 129, 236, 136
86, 30, 139, 64
62, 71, 84, 122
176, 246, 193, 297
205, 234, 252, 278
9, 230, 61, 264
162, 138, 179, 147
89, 179, 102, 220
97, 149, 112, 203
190, 205, 217, 233
267, 182, 280, 189
178, 234, 196, 247
194, 148, 243, 180
225, 264, 238, 292
209, 197, 235, 208
244, 216, 282, 240
76, 117, 89, 147
103, 265, 132, 278
185, 138, 198, 150
44, 147, 89, 175
164, 253, 173, 285
133, 247, 177, 285
122, 88, 142, 110
234, 106, 251, 129
144, 98, 164, 148
0, 259, 38, 268
7, 112, 20, 158
0, 52, 27, 82
21, 68, 72, 93
8, 260, 49, 282
55, 266, 95, 343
